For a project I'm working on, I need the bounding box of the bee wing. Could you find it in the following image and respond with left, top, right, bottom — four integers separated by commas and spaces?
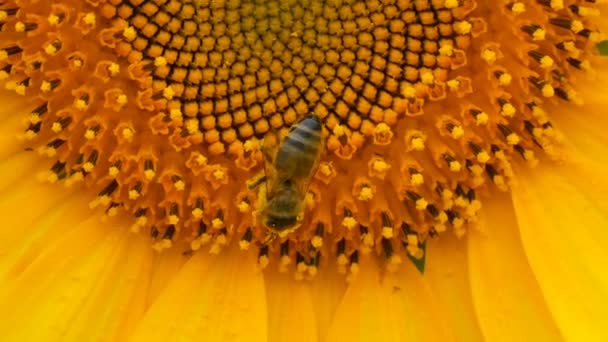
262, 129, 281, 199
293, 136, 325, 200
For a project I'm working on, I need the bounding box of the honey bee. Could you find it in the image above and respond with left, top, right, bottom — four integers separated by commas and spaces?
248, 114, 324, 240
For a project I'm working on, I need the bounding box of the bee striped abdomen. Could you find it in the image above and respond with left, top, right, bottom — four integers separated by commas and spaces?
275, 115, 322, 177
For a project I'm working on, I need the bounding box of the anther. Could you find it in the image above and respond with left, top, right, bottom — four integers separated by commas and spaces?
521, 24, 546, 40
311, 223, 324, 248
258, 245, 269, 269
239, 227, 253, 250
381, 212, 394, 238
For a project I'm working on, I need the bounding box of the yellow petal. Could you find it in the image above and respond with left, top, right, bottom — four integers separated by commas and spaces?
326, 256, 451, 341
468, 192, 562, 340
556, 66, 608, 171
145, 246, 189, 306
130, 246, 267, 341
512, 165, 608, 340
0, 152, 42, 192
426, 235, 484, 341
310, 261, 348, 339
265, 270, 317, 342
0, 95, 29, 160
0, 163, 78, 280
0, 214, 151, 341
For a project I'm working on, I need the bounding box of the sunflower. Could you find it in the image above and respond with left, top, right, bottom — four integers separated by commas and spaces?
1, 0, 607, 340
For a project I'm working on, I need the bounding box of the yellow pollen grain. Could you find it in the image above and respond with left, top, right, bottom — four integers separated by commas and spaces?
169, 108, 183, 121
211, 217, 224, 229
168, 215, 179, 225
439, 43, 454, 56
84, 129, 96, 140
108, 63, 120, 76
381, 227, 393, 238
506, 133, 520, 145
174, 180, 185, 191
74, 99, 88, 110
83, 12, 96, 25
47, 14, 59, 25
163, 86, 175, 100
23, 130, 36, 140
410, 173, 424, 186
550, 0, 564, 10
14, 84, 25, 95
185, 119, 199, 134
122, 127, 134, 141
0, 11, 6, 21
239, 240, 250, 250
536, 83, 553, 97
28, 114, 40, 124
449, 160, 461, 172
195, 154, 207, 166
501, 103, 516, 117
402, 84, 416, 98
372, 160, 389, 172
481, 49, 497, 64
0, 70, 8, 80
123, 26, 137, 40
475, 112, 490, 126
444, 0, 459, 9
0, 51, 7, 62
539, 56, 554, 69
40, 81, 51, 92
319, 163, 332, 176
589, 32, 605, 43
237, 201, 250, 212
446, 79, 460, 91
108, 166, 120, 178
213, 169, 225, 180
578, 7, 600, 17
532, 28, 546, 40
362, 233, 374, 247
358, 186, 373, 201
410, 137, 425, 151
144, 169, 155, 180
50, 122, 62, 132
476, 151, 490, 163
82, 162, 94, 172
128, 189, 140, 200
116, 94, 127, 106
420, 70, 434, 84
498, 73, 512, 86
342, 216, 357, 229
191, 208, 203, 219
14, 22, 25, 32
311, 236, 323, 248
44, 44, 57, 55
415, 198, 428, 210
454, 21, 472, 35
571, 20, 584, 33
450, 125, 464, 139
511, 2, 526, 14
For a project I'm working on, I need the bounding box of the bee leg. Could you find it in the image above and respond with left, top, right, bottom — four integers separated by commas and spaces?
246, 172, 267, 190
262, 230, 278, 245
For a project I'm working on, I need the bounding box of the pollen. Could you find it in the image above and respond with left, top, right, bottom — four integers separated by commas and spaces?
1, 0, 604, 275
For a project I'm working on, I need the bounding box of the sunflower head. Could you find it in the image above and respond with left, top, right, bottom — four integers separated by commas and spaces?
0, 0, 605, 277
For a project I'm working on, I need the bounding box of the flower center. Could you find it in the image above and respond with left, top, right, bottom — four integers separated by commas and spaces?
0, 0, 603, 277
